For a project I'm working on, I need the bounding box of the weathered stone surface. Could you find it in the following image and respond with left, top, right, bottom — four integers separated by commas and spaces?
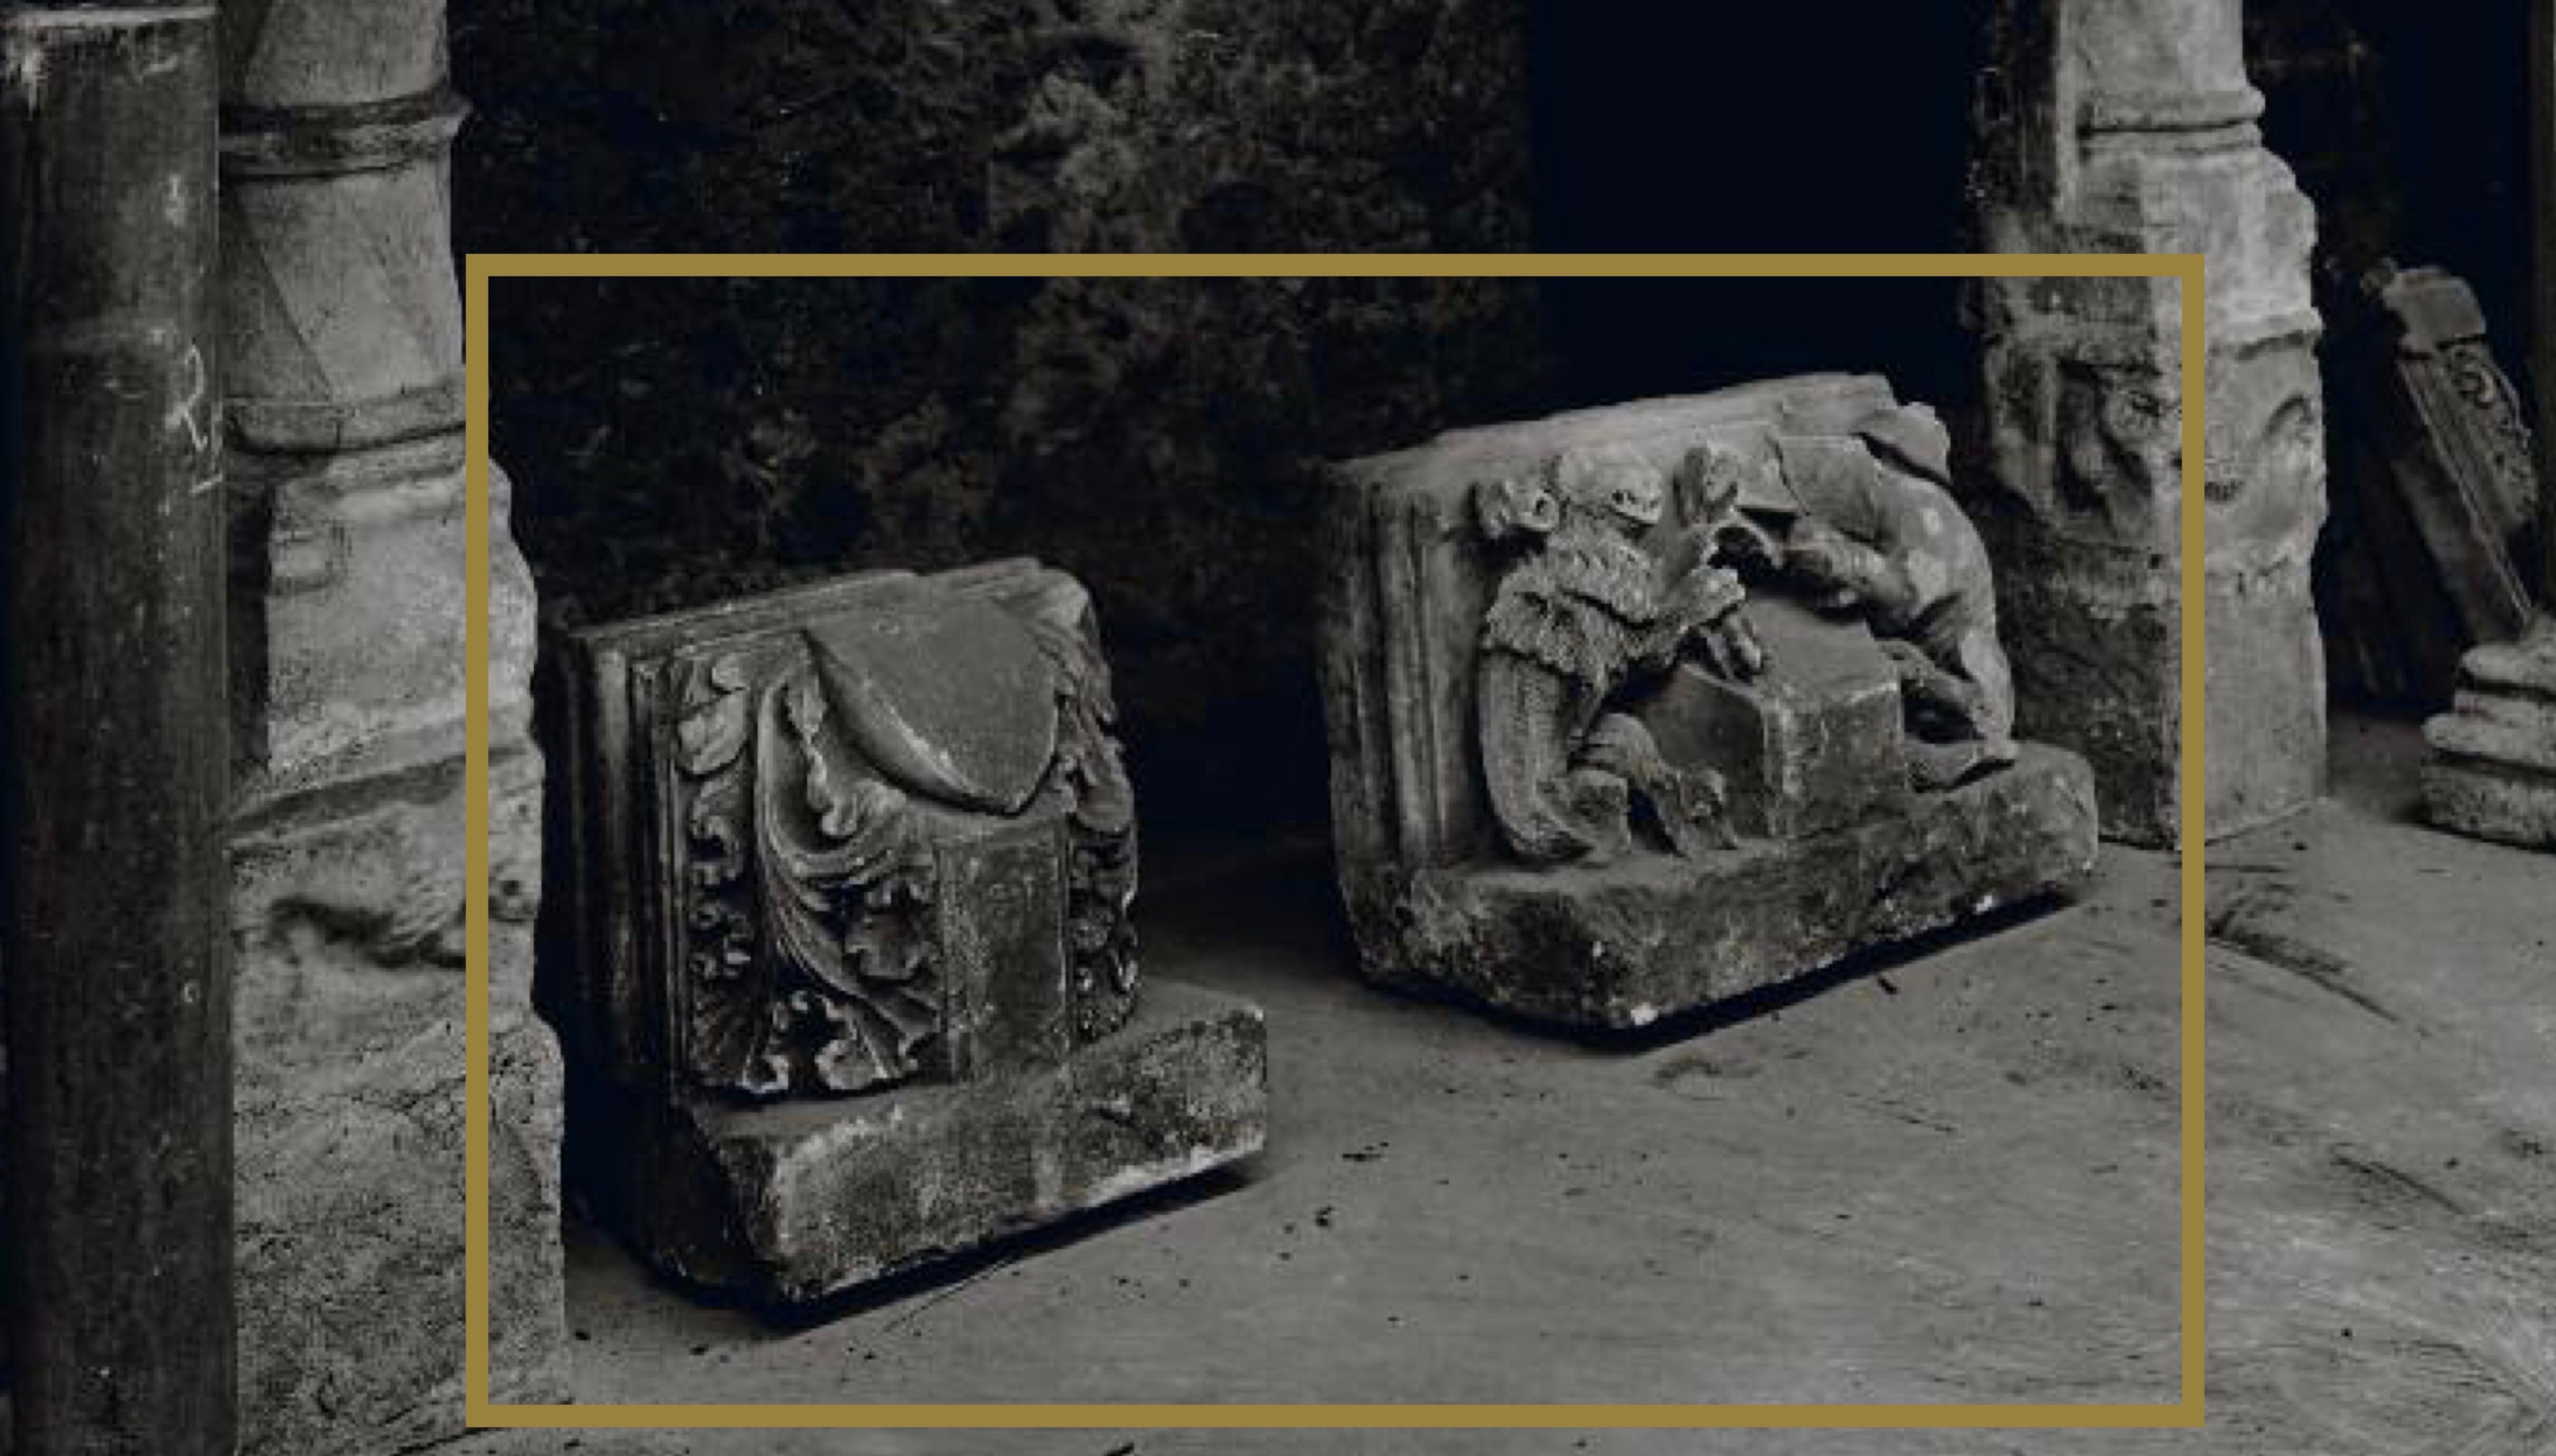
550, 560, 1140, 1102
804, 596, 1061, 815
1976, 518, 2325, 842
2422, 766, 2556, 849
1968, 0, 2328, 844
439, 1433, 692, 1456
1352, 747, 2097, 1030
230, 757, 565, 1454
2319, 266, 2541, 706
1321, 376, 1902, 875
549, 560, 1265, 1303
1634, 601, 1908, 842
939, 821, 1077, 1078
1322, 378, 2098, 1031
2205, 560, 2331, 834
2424, 627, 2556, 849
215, 0, 569, 1447
221, 0, 526, 794
235, 995, 564, 1452
599, 983, 1265, 1304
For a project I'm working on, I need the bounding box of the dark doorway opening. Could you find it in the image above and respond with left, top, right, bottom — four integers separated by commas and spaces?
1524, 1, 1995, 412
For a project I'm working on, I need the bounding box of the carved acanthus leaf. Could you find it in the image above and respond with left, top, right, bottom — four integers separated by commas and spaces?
1017, 588, 1141, 1040
676, 646, 943, 1098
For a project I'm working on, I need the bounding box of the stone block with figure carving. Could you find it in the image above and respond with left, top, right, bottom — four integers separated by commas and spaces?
1317, 376, 2100, 1029
545, 559, 1266, 1303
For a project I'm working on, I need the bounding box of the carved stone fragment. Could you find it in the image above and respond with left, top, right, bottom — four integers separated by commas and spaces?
2423, 624, 2556, 849
2321, 265, 2541, 704
1473, 444, 1757, 864
211, 0, 569, 1444
1634, 603, 1907, 843
1319, 378, 2100, 1030
547, 559, 1264, 1301
2419, 0, 2556, 853
1766, 408, 2020, 790
1968, 0, 2328, 844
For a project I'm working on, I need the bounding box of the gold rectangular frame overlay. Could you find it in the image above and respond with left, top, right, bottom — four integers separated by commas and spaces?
463, 253, 2209, 1432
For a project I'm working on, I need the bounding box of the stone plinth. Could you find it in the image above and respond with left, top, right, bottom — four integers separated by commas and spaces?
229, 749, 562, 1448
2424, 627, 2556, 848
1366, 747, 2095, 1028
548, 560, 1266, 1303
1319, 378, 2100, 1031
589, 984, 1264, 1303
1968, 0, 2328, 844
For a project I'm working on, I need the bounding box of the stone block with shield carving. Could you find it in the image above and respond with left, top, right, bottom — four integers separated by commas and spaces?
1317, 375, 2101, 1030
545, 559, 1266, 1303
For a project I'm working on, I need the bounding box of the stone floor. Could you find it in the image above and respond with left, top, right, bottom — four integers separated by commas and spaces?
461, 713, 2556, 1455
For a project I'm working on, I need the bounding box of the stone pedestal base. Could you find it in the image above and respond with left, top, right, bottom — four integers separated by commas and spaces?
1342, 747, 2100, 1030
1982, 520, 2323, 846
229, 757, 565, 1455
582, 982, 1266, 1304
2207, 558, 2330, 837
2424, 625, 2556, 849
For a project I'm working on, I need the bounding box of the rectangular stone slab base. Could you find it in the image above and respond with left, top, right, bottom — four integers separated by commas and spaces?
584, 982, 1266, 1305
1342, 746, 2100, 1030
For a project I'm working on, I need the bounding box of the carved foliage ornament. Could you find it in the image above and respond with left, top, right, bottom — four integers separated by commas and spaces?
2427, 339, 2537, 527
670, 584, 1138, 1098
1473, 444, 1763, 865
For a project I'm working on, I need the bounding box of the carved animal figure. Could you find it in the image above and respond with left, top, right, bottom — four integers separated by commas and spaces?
1474, 443, 1761, 864
1772, 404, 2019, 789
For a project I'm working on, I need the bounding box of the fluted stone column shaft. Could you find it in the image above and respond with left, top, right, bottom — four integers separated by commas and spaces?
1968, 0, 2329, 844
1, 6, 235, 1452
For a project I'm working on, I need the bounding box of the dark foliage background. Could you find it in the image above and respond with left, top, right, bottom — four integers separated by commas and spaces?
456, 0, 1551, 835
453, 0, 2530, 840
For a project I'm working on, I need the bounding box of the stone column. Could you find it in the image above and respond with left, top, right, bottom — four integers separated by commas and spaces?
216, 1, 566, 1450
2, 9, 235, 1452
1968, 0, 2329, 844
2419, 0, 2556, 850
